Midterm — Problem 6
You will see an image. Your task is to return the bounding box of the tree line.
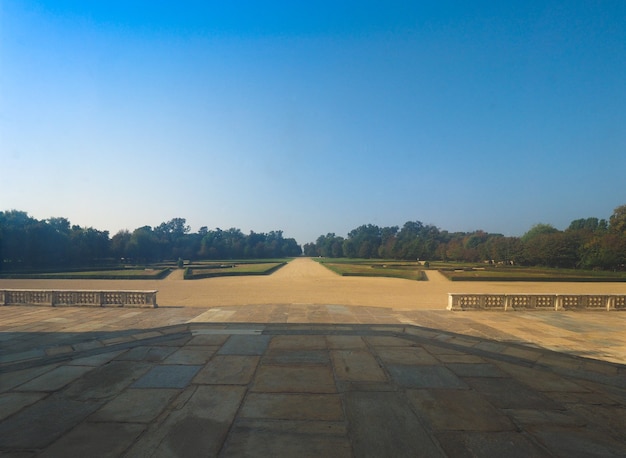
[0,211,302,271]
[303,205,626,271]
[3,205,626,272]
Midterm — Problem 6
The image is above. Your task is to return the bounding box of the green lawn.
[184,261,287,279]
[0,268,170,280]
[314,258,626,282]
[439,266,626,282]
[316,259,427,281]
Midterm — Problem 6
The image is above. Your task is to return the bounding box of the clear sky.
[1,1,625,244]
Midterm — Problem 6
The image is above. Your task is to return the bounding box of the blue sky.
[1,1,625,244]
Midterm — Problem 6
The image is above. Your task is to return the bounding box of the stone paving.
[1,305,626,456]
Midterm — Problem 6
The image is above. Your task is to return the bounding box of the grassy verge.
[184,262,286,279]
[0,268,171,280]
[316,259,427,281]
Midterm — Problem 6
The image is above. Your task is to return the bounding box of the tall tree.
[609,205,626,234]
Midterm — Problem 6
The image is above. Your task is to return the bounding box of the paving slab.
[252,365,336,393]
[527,425,626,457]
[62,361,152,402]
[89,388,179,423]
[0,364,59,392]
[38,422,145,457]
[434,431,549,457]
[567,404,626,442]
[131,364,202,388]
[503,408,587,427]
[258,417,347,436]
[445,362,509,377]
[365,335,417,347]
[325,335,367,349]
[217,334,271,355]
[192,355,260,384]
[125,385,245,457]
[263,349,330,365]
[0,394,103,450]
[1,303,626,456]
[387,364,469,389]
[162,346,217,365]
[374,346,440,365]
[407,389,516,431]
[493,359,591,392]
[222,426,353,458]
[331,350,388,382]
[14,365,93,392]
[66,350,124,366]
[345,391,444,457]
[240,393,344,421]
[268,334,328,350]
[186,333,230,346]
[0,392,47,421]
[115,345,177,362]
[463,377,563,410]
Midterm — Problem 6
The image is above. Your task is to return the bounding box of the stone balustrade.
[448,293,626,311]
[0,289,158,308]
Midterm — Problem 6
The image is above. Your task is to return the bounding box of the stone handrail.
[448,293,626,311]
[0,289,158,308]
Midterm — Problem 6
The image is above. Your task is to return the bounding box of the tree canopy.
[2,205,626,272]
[305,205,626,271]
[0,213,301,271]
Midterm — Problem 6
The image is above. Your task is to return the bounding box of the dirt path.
[2,258,626,309]
[163,269,185,281]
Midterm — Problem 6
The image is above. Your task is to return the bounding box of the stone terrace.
[1,305,626,457]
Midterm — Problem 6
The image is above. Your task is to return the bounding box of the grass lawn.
[184,261,287,279]
[439,266,626,282]
[188,258,292,266]
[0,268,170,280]
[315,259,427,281]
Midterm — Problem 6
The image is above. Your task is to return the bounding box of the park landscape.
[3,256,626,455]
[2,210,626,455]
[2,205,626,310]
[3,3,626,454]
[2,257,626,309]
[3,190,626,457]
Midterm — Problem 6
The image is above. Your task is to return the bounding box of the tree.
[111,230,131,260]
[155,218,190,240]
[200,228,226,259]
[0,210,37,268]
[68,226,110,265]
[347,225,381,258]
[303,243,318,257]
[315,233,343,257]
[521,223,559,242]
[127,226,158,263]
[342,239,356,258]
[378,226,398,258]
[567,217,607,233]
[609,205,626,234]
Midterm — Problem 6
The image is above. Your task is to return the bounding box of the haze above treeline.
[1,205,626,272]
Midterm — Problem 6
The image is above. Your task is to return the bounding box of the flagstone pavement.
[1,304,626,457]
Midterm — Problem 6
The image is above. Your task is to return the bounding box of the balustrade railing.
[448,293,626,311]
[0,289,158,308]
